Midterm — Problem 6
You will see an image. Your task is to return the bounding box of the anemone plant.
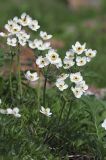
[0,13,106,160]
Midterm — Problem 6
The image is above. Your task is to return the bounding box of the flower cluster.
[63,41,97,69]
[0,14,97,121]
[1,14,63,69]
[24,41,96,99]
[56,73,69,91]
[70,72,88,98]
[0,107,21,118]
[36,49,62,69]
[28,31,52,51]
[29,37,51,51]
[0,13,52,50]
[56,42,97,98]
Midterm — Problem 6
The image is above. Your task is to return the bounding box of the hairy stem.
[43,75,47,108]
[17,45,22,98]
[42,65,50,107]
[37,75,41,109]
[9,52,13,100]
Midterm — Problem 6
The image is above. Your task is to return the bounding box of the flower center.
[10,24,13,28]
[68,54,72,57]
[51,54,57,60]
[89,53,92,56]
[77,47,82,51]
[60,84,63,87]
[30,75,34,80]
[74,77,78,80]
[41,60,45,64]
[13,28,18,32]
[44,35,47,38]
[23,17,27,22]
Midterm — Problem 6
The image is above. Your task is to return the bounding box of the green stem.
[58,98,66,126]
[74,53,77,72]
[9,53,13,100]
[42,65,50,107]
[43,75,47,108]
[65,98,74,122]
[17,46,22,98]
[37,76,41,109]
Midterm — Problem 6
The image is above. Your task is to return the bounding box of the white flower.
[65,50,75,60]
[7,108,13,114]
[16,30,30,46]
[71,86,83,98]
[5,20,13,33]
[28,40,36,49]
[36,56,49,68]
[42,42,51,50]
[40,31,52,40]
[13,16,19,23]
[29,20,40,31]
[72,41,86,55]
[12,107,21,117]
[85,49,97,62]
[101,119,106,130]
[18,38,27,46]
[70,72,83,83]
[35,39,43,49]
[17,30,30,40]
[35,39,51,50]
[56,80,68,91]
[0,107,21,116]
[40,106,52,117]
[71,80,88,98]
[76,56,87,66]
[7,37,17,46]
[57,73,69,81]
[46,49,60,64]
[5,20,21,34]
[25,71,39,81]
[7,107,21,117]
[76,81,88,92]
[0,99,1,104]
[63,63,75,69]
[5,20,14,32]
[63,58,75,69]
[0,109,7,114]
[11,23,21,34]
[63,50,75,69]
[19,13,32,26]
[55,58,62,68]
